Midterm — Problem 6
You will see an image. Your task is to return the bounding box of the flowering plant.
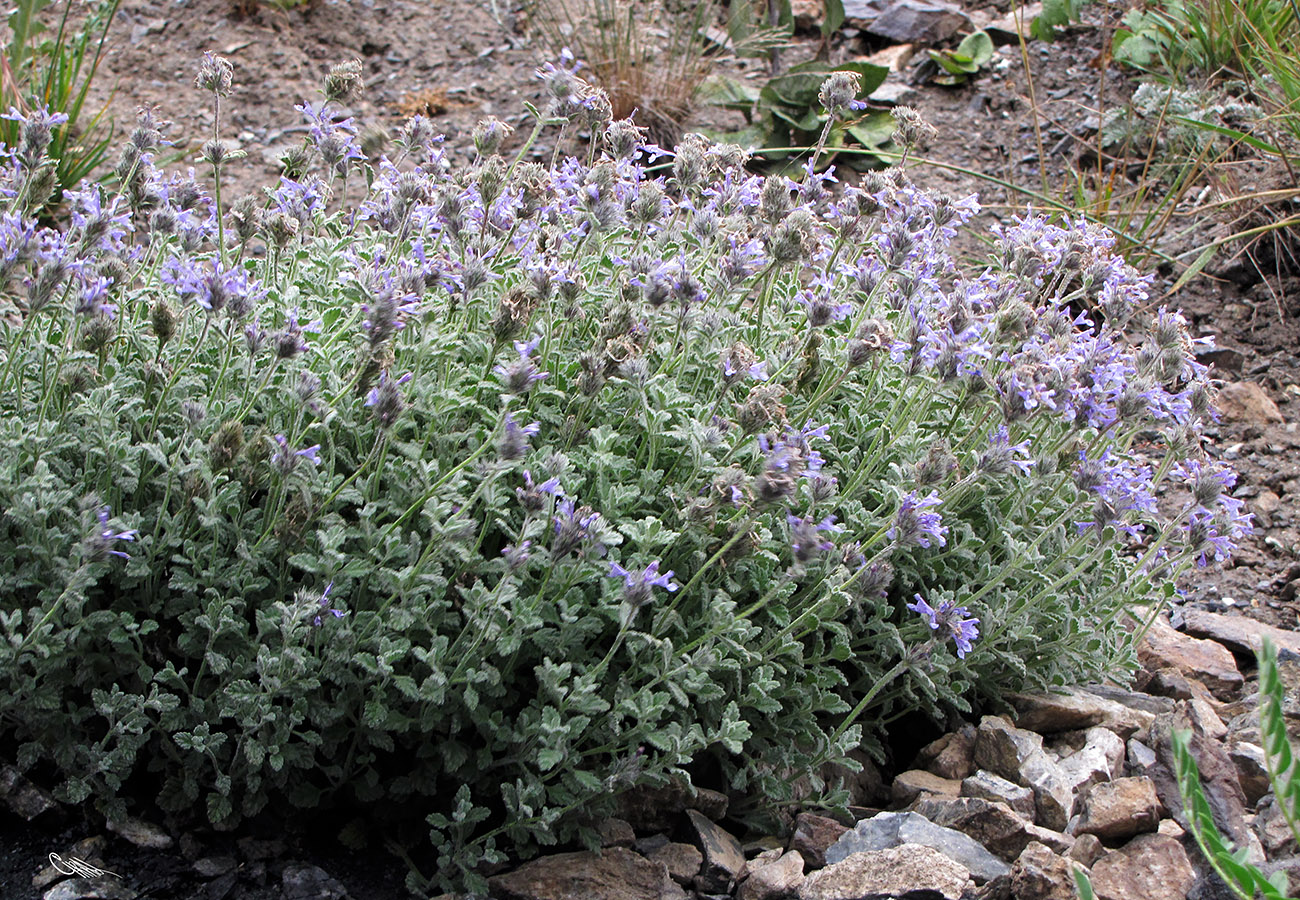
[0,55,1246,893]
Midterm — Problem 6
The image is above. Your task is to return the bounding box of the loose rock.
[105,816,172,850]
[647,843,703,886]
[799,843,972,900]
[1086,833,1195,900]
[1008,841,1078,900]
[281,863,350,900]
[488,848,687,900]
[961,770,1036,820]
[1137,616,1243,701]
[1216,381,1285,424]
[864,0,971,43]
[687,809,747,894]
[891,769,961,806]
[1075,777,1161,842]
[974,716,1075,830]
[789,813,847,869]
[738,850,804,900]
[826,810,1010,883]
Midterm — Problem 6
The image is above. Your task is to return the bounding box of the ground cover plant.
[0,52,1252,894]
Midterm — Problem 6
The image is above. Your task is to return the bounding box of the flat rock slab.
[686,809,746,893]
[800,844,972,900]
[1008,689,1153,739]
[866,0,971,43]
[1178,608,1300,657]
[488,848,687,900]
[826,811,1010,883]
[1137,616,1243,701]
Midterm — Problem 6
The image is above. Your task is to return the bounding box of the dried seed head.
[195,52,234,97]
[324,58,364,103]
[890,106,936,150]
[737,384,788,434]
[229,195,261,244]
[473,117,514,157]
[151,300,178,347]
[209,420,245,471]
[80,314,115,354]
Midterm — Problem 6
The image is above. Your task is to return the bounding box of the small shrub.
[0,56,1250,894]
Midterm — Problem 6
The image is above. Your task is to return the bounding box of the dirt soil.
[2,0,1298,896]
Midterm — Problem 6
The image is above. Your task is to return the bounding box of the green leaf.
[957,30,994,66]
[821,0,845,37]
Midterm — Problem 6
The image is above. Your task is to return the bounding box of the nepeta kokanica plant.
[0,53,1248,894]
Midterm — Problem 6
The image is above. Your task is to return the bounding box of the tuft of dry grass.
[526,0,720,146]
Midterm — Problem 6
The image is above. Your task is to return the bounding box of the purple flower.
[503,540,532,571]
[552,497,603,558]
[161,255,265,317]
[272,434,322,475]
[889,490,948,549]
[786,513,843,566]
[908,594,980,658]
[978,426,1034,477]
[516,469,564,511]
[499,412,541,460]
[365,371,413,429]
[495,335,549,394]
[609,559,679,608]
[311,581,347,627]
[88,507,137,560]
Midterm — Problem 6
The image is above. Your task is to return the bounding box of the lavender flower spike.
[89,507,138,560]
[908,594,980,658]
[889,490,948,549]
[609,560,679,609]
[312,581,347,627]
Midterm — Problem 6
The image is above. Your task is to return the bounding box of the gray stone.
[1126,739,1156,774]
[193,856,238,877]
[841,0,891,23]
[1084,685,1176,717]
[865,0,971,43]
[1008,841,1077,900]
[686,809,746,894]
[1087,833,1195,900]
[1075,777,1161,841]
[105,816,172,850]
[281,863,350,900]
[910,796,1035,863]
[975,716,1074,830]
[647,843,702,886]
[961,769,1036,820]
[1056,727,1125,798]
[799,844,972,900]
[789,813,847,869]
[488,848,687,900]
[42,880,136,900]
[0,764,61,821]
[826,811,1010,883]
[1254,795,1299,857]
[738,850,804,900]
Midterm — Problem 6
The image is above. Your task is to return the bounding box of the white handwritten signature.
[49,853,122,880]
